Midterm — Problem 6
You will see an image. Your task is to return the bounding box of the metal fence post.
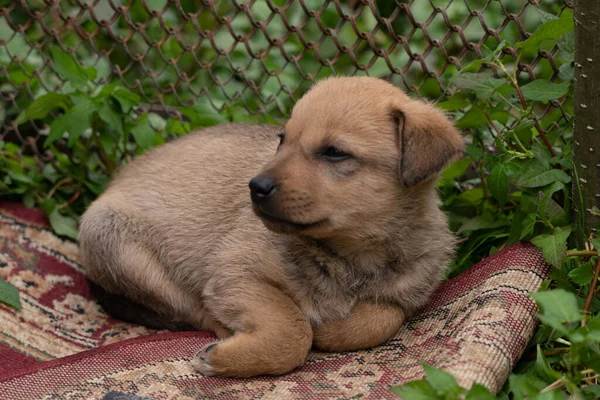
[573,0,600,240]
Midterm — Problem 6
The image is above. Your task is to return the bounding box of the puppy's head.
[249,77,464,237]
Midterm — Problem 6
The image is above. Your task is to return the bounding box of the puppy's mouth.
[253,206,327,233]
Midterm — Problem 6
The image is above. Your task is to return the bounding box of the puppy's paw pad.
[192,343,218,376]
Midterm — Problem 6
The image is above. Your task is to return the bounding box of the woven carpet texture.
[0,202,550,399]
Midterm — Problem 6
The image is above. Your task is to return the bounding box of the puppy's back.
[95,123,278,223]
[108,123,279,210]
[79,123,280,291]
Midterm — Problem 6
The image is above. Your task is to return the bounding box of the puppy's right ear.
[391,99,464,187]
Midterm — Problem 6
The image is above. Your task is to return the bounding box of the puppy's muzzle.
[249,175,277,205]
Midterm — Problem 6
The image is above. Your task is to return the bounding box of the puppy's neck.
[299,195,443,272]
[284,184,445,273]
[302,235,398,273]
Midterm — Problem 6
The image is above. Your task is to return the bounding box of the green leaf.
[422,364,463,397]
[532,390,568,400]
[15,93,70,125]
[536,182,567,224]
[8,171,34,184]
[520,213,538,240]
[42,164,59,183]
[558,64,573,82]
[3,142,20,154]
[518,170,571,188]
[557,31,574,63]
[40,198,57,216]
[48,209,79,240]
[490,110,510,125]
[520,80,570,102]
[465,143,484,159]
[112,89,140,113]
[531,289,581,326]
[7,63,36,85]
[85,173,110,195]
[574,314,600,342]
[98,104,124,135]
[516,14,574,50]
[147,112,167,131]
[533,9,559,23]
[440,157,472,185]
[583,385,600,398]
[487,165,509,206]
[452,73,506,100]
[437,95,470,111]
[458,213,510,234]
[456,188,485,206]
[514,120,535,146]
[131,115,160,150]
[464,384,495,400]
[166,119,190,136]
[530,227,572,268]
[66,98,96,146]
[568,263,595,285]
[45,114,69,147]
[507,211,526,245]
[534,345,561,382]
[0,277,21,310]
[390,380,438,400]
[591,206,600,217]
[181,102,227,127]
[455,107,488,129]
[97,132,117,158]
[50,45,96,88]
[515,159,547,183]
[509,374,547,399]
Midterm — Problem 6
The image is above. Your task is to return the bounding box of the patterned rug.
[0,202,550,399]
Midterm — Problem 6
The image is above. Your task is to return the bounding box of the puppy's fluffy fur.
[79,77,464,377]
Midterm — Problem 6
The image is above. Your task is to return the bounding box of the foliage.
[0,1,598,398]
[392,364,496,399]
[393,10,600,400]
[0,277,21,310]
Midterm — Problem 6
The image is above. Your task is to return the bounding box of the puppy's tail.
[88,281,195,332]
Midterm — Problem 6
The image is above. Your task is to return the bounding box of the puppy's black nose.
[249,176,277,203]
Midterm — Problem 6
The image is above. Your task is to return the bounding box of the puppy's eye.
[277,133,285,148]
[321,146,352,161]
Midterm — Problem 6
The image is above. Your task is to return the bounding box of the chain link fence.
[0,0,573,216]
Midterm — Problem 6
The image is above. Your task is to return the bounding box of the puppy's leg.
[313,302,404,352]
[192,284,313,377]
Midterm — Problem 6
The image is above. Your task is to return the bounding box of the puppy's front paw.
[192,343,218,376]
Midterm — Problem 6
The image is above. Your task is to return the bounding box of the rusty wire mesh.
[1,0,572,166]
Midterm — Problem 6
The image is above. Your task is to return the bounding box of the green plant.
[0,45,251,308]
[0,277,21,310]
[392,364,497,399]
[392,10,600,399]
[2,46,223,238]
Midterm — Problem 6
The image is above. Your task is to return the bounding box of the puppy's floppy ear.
[392,99,464,187]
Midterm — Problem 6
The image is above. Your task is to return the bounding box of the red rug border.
[0,331,215,383]
[0,201,50,229]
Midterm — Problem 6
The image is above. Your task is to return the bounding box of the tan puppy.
[79,77,463,378]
